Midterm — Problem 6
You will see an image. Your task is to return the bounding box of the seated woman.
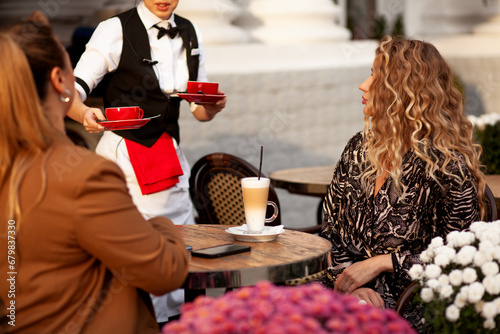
[0,12,188,333]
[319,35,486,332]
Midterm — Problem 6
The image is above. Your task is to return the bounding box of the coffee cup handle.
[265,201,279,223]
[139,108,144,119]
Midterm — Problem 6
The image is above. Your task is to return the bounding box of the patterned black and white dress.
[320,132,479,332]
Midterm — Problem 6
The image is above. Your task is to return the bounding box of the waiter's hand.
[193,90,227,121]
[66,91,105,133]
[82,107,106,133]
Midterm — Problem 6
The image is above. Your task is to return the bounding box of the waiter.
[67,0,226,328]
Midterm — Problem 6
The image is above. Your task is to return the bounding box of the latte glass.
[241,177,279,233]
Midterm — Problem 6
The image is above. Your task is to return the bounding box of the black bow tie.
[153,24,179,39]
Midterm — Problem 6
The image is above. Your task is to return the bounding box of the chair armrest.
[394,281,418,315]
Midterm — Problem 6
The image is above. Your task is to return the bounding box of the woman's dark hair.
[6,11,67,101]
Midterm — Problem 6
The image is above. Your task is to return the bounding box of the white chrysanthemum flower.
[481,261,499,277]
[463,268,478,284]
[421,287,434,303]
[438,274,449,286]
[442,246,456,260]
[455,245,477,266]
[474,250,488,267]
[468,282,485,303]
[449,269,463,287]
[439,284,454,299]
[433,245,456,262]
[408,264,424,280]
[434,253,451,267]
[493,246,500,261]
[454,291,467,308]
[445,304,460,322]
[494,297,500,310]
[481,301,498,319]
[429,237,444,250]
[483,275,500,295]
[469,221,488,234]
[480,231,500,245]
[425,264,442,279]
[420,250,433,263]
[479,240,495,260]
[475,222,500,245]
[484,318,496,330]
[456,231,475,247]
[427,279,440,291]
[446,230,460,247]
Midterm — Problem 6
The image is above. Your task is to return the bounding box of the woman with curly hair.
[319,35,486,332]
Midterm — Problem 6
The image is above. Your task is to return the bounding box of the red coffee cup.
[105,106,144,121]
[187,81,219,95]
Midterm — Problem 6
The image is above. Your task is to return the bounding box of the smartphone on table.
[191,244,251,258]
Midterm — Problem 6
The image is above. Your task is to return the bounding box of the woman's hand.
[352,287,385,309]
[334,254,392,294]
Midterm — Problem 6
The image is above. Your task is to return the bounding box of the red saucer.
[97,118,150,131]
[177,93,225,104]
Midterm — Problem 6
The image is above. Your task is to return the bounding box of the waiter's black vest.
[98,9,199,147]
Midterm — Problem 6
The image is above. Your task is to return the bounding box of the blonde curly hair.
[361,35,486,218]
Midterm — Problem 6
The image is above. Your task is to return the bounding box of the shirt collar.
[137,1,176,30]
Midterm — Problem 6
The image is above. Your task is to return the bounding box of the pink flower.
[163,281,416,334]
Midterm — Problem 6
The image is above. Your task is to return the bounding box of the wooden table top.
[178,224,332,289]
[269,165,334,196]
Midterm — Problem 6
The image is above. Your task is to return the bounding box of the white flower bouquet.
[468,114,500,175]
[409,221,500,333]
[467,114,500,131]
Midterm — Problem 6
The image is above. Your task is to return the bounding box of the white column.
[0,0,103,45]
[94,0,136,23]
[0,0,105,45]
[404,0,498,38]
[233,0,350,44]
[473,0,500,35]
[175,0,250,45]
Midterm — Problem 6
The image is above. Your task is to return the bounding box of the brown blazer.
[0,134,188,333]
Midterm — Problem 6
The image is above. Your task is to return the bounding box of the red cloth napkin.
[125,132,184,195]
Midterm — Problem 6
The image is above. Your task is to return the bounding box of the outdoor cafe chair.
[189,152,282,227]
[189,152,323,234]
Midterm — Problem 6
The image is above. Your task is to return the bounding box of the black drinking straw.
[258,146,263,180]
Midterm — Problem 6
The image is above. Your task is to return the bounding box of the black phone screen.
[191,244,251,258]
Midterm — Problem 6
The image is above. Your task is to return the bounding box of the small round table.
[270,166,500,219]
[179,224,332,300]
[269,165,334,225]
[269,165,334,197]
